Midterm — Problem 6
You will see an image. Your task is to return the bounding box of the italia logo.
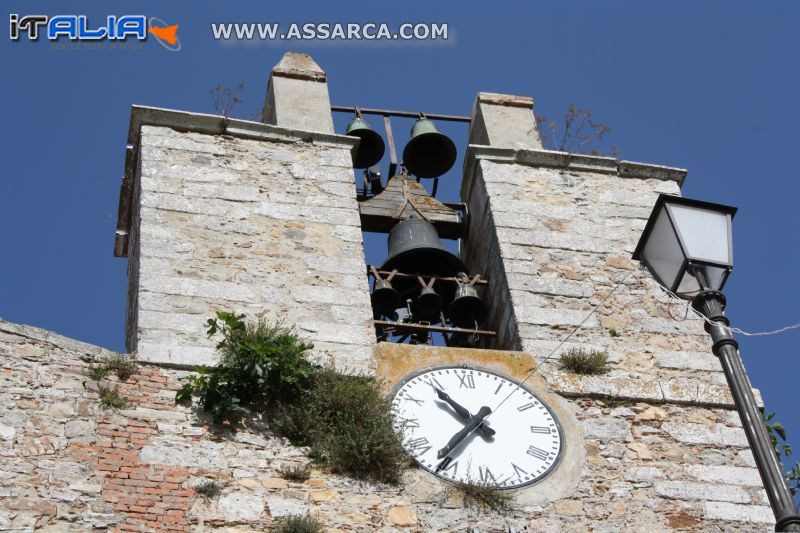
[9,14,181,51]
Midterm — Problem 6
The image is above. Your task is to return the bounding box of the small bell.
[402,118,457,178]
[346,116,385,169]
[448,284,489,328]
[415,286,443,320]
[371,279,401,316]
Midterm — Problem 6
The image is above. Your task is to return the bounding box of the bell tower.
[110,52,777,529]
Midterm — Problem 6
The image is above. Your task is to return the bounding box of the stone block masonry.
[0,318,774,531]
[459,145,740,405]
[123,111,375,372]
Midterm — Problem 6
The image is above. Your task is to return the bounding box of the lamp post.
[633,194,800,532]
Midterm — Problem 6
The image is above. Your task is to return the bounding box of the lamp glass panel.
[667,203,731,265]
[676,269,701,297]
[675,265,728,297]
[642,207,684,289]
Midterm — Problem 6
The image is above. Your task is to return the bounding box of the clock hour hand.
[437,405,492,459]
[433,388,495,437]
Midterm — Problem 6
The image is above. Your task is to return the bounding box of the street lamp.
[633,194,800,532]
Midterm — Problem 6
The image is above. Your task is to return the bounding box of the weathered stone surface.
[702,501,774,524]
[655,480,750,503]
[218,491,264,521]
[267,496,309,518]
[128,124,374,372]
[581,418,632,442]
[64,419,95,438]
[387,506,418,526]
[685,464,762,486]
[662,421,749,447]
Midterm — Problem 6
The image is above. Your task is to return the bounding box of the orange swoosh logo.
[149,24,179,45]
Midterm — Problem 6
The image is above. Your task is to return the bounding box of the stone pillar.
[262,52,334,134]
[467,92,543,149]
[459,92,773,525]
[118,54,375,371]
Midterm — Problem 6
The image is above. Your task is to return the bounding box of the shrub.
[177,312,407,485]
[194,479,223,500]
[279,464,311,482]
[98,387,127,409]
[271,368,407,485]
[558,348,609,375]
[175,312,316,423]
[608,328,621,338]
[272,514,324,533]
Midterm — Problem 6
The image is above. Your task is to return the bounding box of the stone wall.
[125,113,375,372]
[0,318,774,531]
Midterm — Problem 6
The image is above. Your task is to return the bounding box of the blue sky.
[2,1,799,497]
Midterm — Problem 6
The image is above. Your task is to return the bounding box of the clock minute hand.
[433,388,496,437]
[437,405,492,459]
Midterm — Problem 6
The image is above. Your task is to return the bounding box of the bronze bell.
[371,279,401,316]
[402,119,457,178]
[415,285,443,321]
[346,116,385,169]
[381,217,466,276]
[448,284,489,328]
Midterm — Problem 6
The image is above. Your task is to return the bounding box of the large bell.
[448,284,489,328]
[346,117,385,169]
[381,217,466,275]
[402,119,457,178]
[371,279,401,315]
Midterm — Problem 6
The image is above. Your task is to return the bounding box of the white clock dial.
[390,366,562,489]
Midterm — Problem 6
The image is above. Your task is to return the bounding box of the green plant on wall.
[558,348,609,375]
[176,311,407,484]
[175,312,316,423]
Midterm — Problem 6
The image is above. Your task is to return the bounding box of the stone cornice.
[461,144,688,203]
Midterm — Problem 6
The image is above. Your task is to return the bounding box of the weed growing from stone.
[176,312,407,485]
[104,354,138,381]
[98,387,128,409]
[608,328,621,337]
[272,513,324,533]
[86,354,137,382]
[86,365,109,381]
[194,479,223,500]
[450,479,515,512]
[558,348,609,375]
[279,464,311,482]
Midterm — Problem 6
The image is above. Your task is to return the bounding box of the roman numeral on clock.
[457,373,475,389]
[424,377,445,390]
[407,437,432,455]
[527,445,549,461]
[478,466,496,483]
[404,394,424,406]
[511,463,529,477]
[397,417,420,429]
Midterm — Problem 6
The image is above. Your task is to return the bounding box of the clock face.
[390,365,563,489]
